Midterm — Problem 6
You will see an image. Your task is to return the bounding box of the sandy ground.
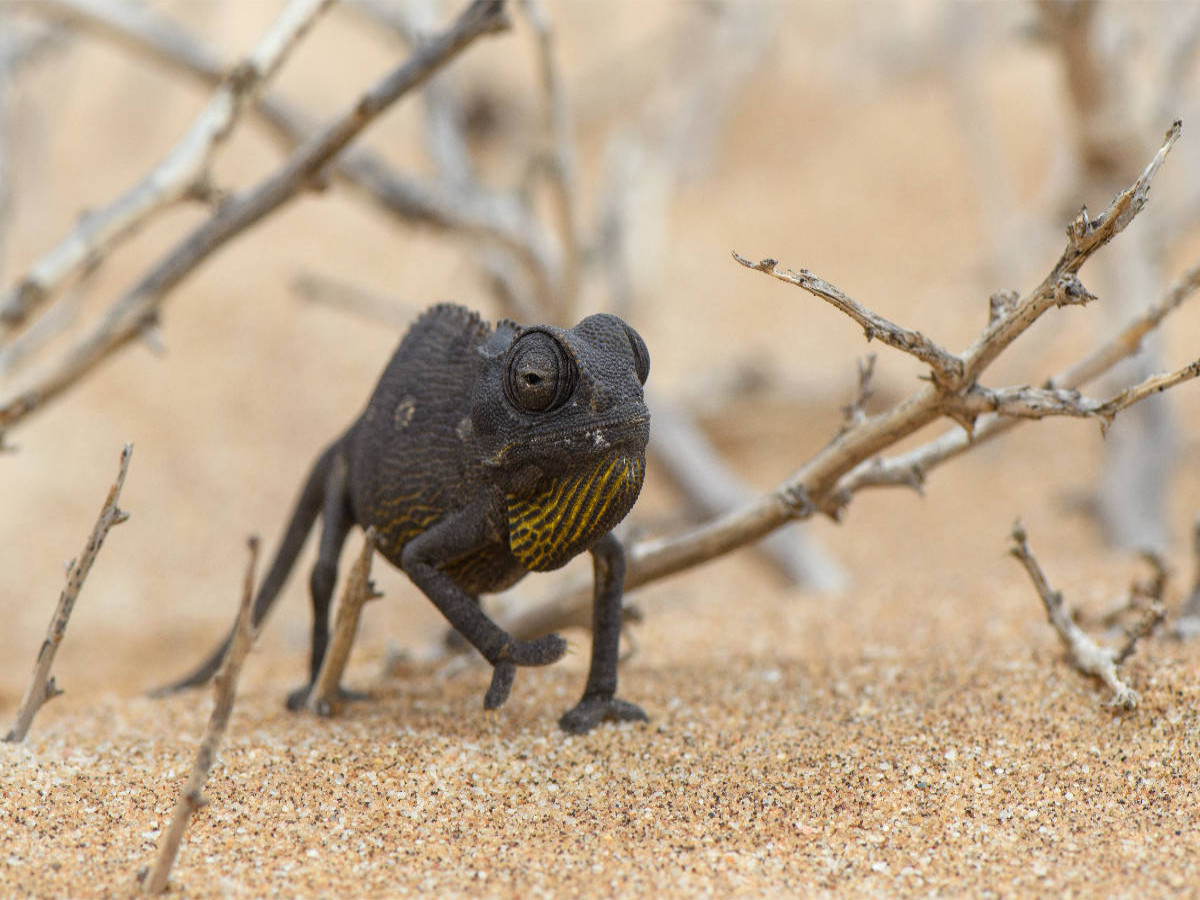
[4,2,1200,897]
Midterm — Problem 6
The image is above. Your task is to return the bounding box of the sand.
[3,2,1200,897]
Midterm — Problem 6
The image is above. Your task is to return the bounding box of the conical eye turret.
[506,331,576,413]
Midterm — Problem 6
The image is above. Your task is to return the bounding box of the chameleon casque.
[162,303,651,733]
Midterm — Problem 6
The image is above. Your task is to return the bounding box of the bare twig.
[0,20,64,284]
[141,536,260,895]
[4,443,131,743]
[0,0,335,331]
[517,0,580,322]
[843,258,1200,497]
[0,0,512,435]
[307,527,381,716]
[957,359,1200,431]
[839,353,877,436]
[1009,520,1154,709]
[1174,516,1200,639]
[733,253,964,387]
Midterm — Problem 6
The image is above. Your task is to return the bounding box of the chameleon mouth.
[526,411,650,457]
[491,411,650,467]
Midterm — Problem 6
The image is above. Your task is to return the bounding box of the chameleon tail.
[149,439,346,695]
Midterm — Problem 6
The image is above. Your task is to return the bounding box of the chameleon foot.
[483,633,568,710]
[285,683,370,713]
[559,695,648,734]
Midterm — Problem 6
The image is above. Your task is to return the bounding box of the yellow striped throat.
[506,453,645,572]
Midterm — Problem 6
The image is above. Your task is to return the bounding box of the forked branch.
[0,0,334,330]
[0,0,511,435]
[505,123,1195,640]
[1009,520,1162,709]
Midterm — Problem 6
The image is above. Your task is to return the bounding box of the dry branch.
[1009,520,1161,709]
[141,536,260,895]
[503,123,1192,640]
[0,0,511,436]
[0,0,334,331]
[307,527,381,717]
[517,0,580,321]
[4,443,131,743]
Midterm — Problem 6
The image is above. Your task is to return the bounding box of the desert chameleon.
[160,303,651,733]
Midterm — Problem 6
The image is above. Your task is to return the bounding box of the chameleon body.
[162,304,651,733]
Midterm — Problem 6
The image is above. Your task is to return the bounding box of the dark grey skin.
[158,304,651,733]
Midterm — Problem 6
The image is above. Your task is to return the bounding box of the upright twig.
[307,527,381,717]
[141,536,260,895]
[1009,520,1159,709]
[4,443,131,743]
[0,0,512,435]
[517,0,580,322]
[1175,515,1200,638]
[0,0,335,331]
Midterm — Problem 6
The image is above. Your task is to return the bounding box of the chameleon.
[159,303,651,733]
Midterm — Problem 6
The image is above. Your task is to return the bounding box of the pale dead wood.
[140,536,260,895]
[502,123,1191,639]
[1037,0,1184,552]
[0,20,63,285]
[1009,520,1161,709]
[4,443,131,743]
[842,258,1200,498]
[0,0,334,332]
[517,0,580,322]
[1175,516,1200,639]
[733,256,964,387]
[307,527,381,717]
[29,0,826,596]
[0,0,512,436]
[13,0,560,328]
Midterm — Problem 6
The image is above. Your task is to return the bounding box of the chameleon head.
[471,313,651,570]
[472,313,651,472]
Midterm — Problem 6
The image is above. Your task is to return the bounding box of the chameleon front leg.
[401,501,566,710]
[559,532,649,734]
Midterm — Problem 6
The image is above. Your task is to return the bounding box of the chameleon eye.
[506,331,575,413]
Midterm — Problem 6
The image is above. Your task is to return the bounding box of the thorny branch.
[506,122,1194,640]
[4,443,131,743]
[308,527,381,717]
[1009,520,1162,709]
[0,0,512,435]
[141,537,260,895]
[0,0,335,331]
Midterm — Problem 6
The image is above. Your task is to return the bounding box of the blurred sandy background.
[3,2,1200,897]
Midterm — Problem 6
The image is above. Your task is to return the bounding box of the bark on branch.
[4,443,131,743]
[140,536,260,894]
[0,0,334,331]
[506,122,1192,640]
[1009,520,1162,709]
[0,0,511,435]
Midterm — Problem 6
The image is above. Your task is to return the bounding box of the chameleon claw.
[559,695,649,734]
[484,662,516,709]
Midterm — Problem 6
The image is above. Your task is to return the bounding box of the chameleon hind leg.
[285,455,362,710]
[559,532,648,733]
